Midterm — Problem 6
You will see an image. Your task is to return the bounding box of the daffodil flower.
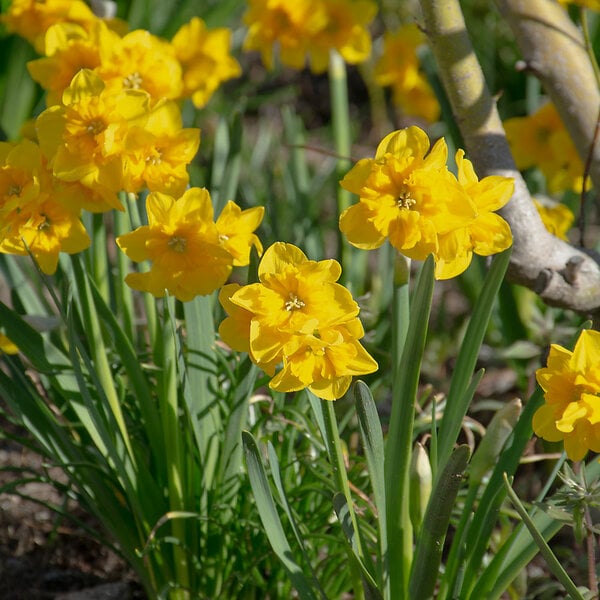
[243,0,376,73]
[533,330,600,461]
[219,242,378,400]
[374,25,440,123]
[117,188,264,302]
[171,17,242,108]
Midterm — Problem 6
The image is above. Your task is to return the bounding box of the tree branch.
[495,0,600,190]
[419,0,600,315]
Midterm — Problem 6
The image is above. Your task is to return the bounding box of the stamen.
[37,214,51,231]
[123,72,143,89]
[397,190,416,210]
[145,149,163,166]
[168,236,187,253]
[86,119,105,135]
[7,184,21,197]
[285,293,305,311]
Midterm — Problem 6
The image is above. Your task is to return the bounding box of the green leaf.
[436,248,511,472]
[408,445,471,600]
[242,431,319,600]
[354,380,387,591]
[0,301,52,372]
[385,255,435,599]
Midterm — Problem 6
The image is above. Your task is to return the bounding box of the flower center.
[86,119,106,136]
[7,184,22,197]
[145,149,162,165]
[397,190,416,210]
[168,236,187,253]
[37,214,51,231]
[123,72,143,89]
[285,293,305,312]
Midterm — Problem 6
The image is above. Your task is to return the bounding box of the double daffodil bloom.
[36,69,150,200]
[243,0,376,73]
[340,126,513,279]
[116,188,264,302]
[171,17,242,108]
[0,139,90,274]
[504,102,586,194]
[219,242,378,400]
[374,25,440,123]
[533,330,600,461]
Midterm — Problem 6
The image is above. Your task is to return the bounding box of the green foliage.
[0,1,597,599]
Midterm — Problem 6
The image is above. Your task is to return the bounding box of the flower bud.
[410,442,433,535]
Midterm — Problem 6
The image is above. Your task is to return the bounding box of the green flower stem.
[124,193,157,346]
[91,213,110,302]
[329,49,351,214]
[385,256,435,599]
[160,296,190,598]
[322,398,365,563]
[113,207,135,342]
[328,50,366,292]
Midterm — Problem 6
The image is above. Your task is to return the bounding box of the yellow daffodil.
[171,17,242,108]
[96,27,183,100]
[339,126,475,260]
[117,188,263,302]
[374,25,440,123]
[1,0,97,53]
[434,150,513,279]
[215,201,265,266]
[122,99,200,197]
[269,322,377,400]
[27,22,103,106]
[218,284,253,354]
[534,198,575,241]
[340,127,513,278]
[0,333,19,355]
[243,0,376,73]
[0,139,91,273]
[308,0,377,73]
[219,242,377,400]
[0,139,44,221]
[36,69,151,197]
[0,196,90,274]
[533,329,600,461]
[504,102,586,194]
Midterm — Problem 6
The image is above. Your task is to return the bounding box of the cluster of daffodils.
[374,25,440,123]
[219,243,378,400]
[243,0,377,73]
[504,102,586,194]
[533,330,600,461]
[339,126,514,279]
[0,0,244,277]
[4,0,241,109]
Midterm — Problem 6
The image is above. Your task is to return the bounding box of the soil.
[0,417,146,600]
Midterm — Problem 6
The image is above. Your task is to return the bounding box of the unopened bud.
[469,398,522,486]
[410,442,433,535]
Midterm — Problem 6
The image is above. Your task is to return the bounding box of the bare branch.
[495,0,600,190]
[419,0,600,315]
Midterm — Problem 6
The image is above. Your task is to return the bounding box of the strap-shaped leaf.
[242,431,319,600]
[409,444,471,600]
